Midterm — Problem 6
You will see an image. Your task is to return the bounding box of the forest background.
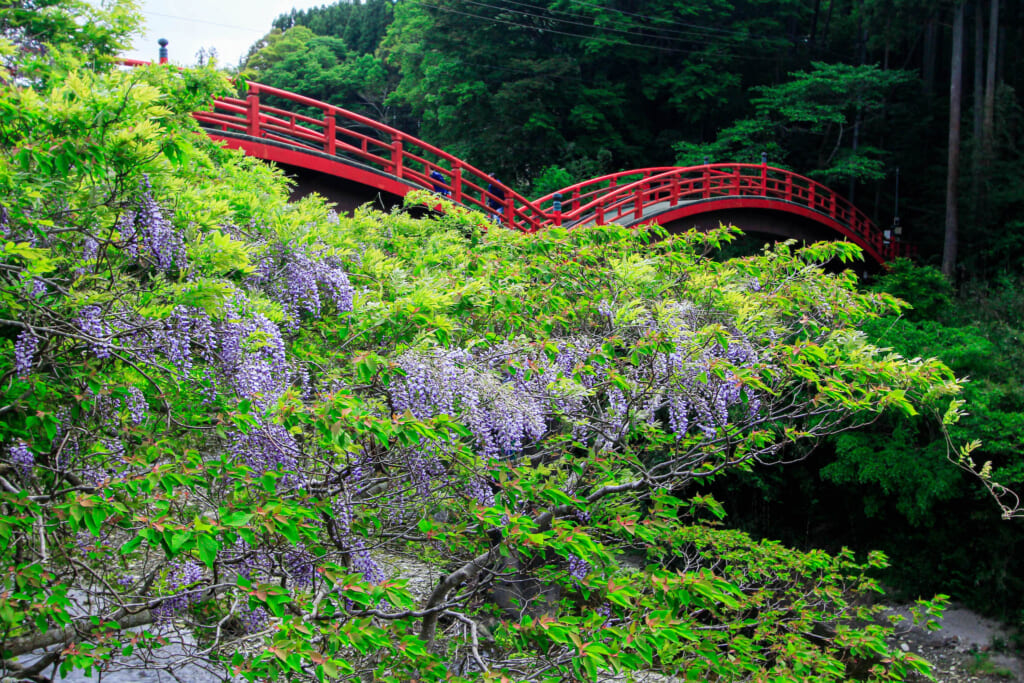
[236,0,1024,626]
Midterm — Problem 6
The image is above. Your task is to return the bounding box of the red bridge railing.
[192,81,548,233]
[182,76,910,262]
[536,166,914,263]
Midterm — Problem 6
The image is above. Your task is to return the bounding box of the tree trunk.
[943,2,965,279]
[982,0,999,164]
[849,22,868,203]
[923,16,938,96]
[809,0,822,52]
[972,0,985,222]
[822,0,834,51]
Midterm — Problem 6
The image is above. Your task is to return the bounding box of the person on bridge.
[430,169,450,197]
[486,174,505,222]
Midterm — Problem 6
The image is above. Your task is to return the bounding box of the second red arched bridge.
[193,81,911,266]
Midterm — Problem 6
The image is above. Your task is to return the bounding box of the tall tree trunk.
[982,0,999,164]
[849,21,868,203]
[822,0,834,51]
[943,2,965,279]
[972,0,985,222]
[809,0,822,52]
[923,16,938,96]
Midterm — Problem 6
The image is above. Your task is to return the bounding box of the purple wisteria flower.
[467,476,494,507]
[390,349,546,459]
[76,305,111,359]
[121,387,148,425]
[8,441,33,479]
[153,559,204,622]
[251,244,355,325]
[225,422,304,488]
[567,553,589,582]
[14,330,37,377]
[82,236,98,262]
[120,178,187,272]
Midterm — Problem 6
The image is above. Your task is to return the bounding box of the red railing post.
[246,91,261,138]
[703,167,710,199]
[807,183,815,210]
[596,203,605,226]
[760,158,768,196]
[572,188,580,212]
[732,168,740,195]
[671,175,680,206]
[324,113,336,155]
[391,135,403,177]
[785,173,793,202]
[452,162,462,203]
[504,195,513,229]
[635,182,645,220]
[829,192,837,219]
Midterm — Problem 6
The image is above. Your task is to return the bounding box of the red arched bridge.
[192,80,910,265]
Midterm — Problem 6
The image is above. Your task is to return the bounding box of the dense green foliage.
[827,265,1024,617]
[240,0,1024,628]
[1,12,1008,679]
[712,260,1024,621]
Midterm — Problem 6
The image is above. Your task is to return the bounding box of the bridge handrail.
[206,81,549,232]
[195,100,399,171]
[536,163,909,262]
[547,163,866,230]
[534,167,682,209]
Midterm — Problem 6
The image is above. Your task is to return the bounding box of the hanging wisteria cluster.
[386,303,763,465]
[249,241,355,326]
[13,330,36,377]
[75,305,112,359]
[7,441,33,480]
[226,423,304,487]
[637,303,762,441]
[153,560,204,622]
[118,178,188,273]
[125,297,292,411]
[390,348,547,459]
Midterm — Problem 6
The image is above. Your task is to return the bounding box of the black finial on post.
[761,151,767,165]
[158,38,169,64]
[703,155,709,165]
